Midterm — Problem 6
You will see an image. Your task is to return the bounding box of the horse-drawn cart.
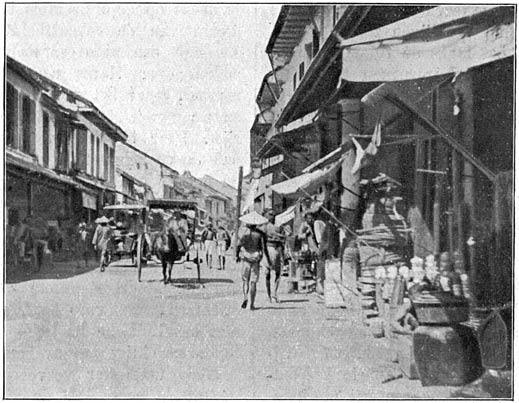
[103,199,201,282]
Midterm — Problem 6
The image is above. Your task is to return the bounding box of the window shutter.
[29,99,36,155]
[6,83,18,148]
[42,112,49,167]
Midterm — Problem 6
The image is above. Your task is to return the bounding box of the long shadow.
[5,261,98,284]
[171,277,234,285]
[279,298,309,304]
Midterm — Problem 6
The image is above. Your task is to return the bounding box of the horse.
[154,218,188,285]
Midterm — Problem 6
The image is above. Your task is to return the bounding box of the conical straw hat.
[239,211,268,226]
[95,216,110,224]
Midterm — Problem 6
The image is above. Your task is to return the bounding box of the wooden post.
[234,166,243,249]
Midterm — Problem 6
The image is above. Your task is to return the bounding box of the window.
[145,163,148,169]
[21,95,35,155]
[56,123,69,171]
[75,128,88,172]
[123,177,134,196]
[312,29,320,57]
[109,147,115,184]
[42,112,49,167]
[332,5,337,26]
[299,62,305,82]
[90,133,95,175]
[103,144,109,180]
[136,163,140,169]
[6,82,18,148]
[293,73,297,91]
[95,137,100,177]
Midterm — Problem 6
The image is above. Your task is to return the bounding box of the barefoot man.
[236,212,270,311]
[261,209,285,303]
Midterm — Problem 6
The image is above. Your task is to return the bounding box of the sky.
[6,4,280,186]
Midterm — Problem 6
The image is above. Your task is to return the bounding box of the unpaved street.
[5,258,453,398]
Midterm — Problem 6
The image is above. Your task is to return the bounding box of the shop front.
[332,5,513,394]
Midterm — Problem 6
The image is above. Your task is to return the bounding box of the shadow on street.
[171,277,234,285]
[5,262,98,284]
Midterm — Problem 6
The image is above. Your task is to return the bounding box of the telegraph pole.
[234,166,243,249]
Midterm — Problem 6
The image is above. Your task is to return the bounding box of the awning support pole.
[385,95,496,182]
[279,171,372,249]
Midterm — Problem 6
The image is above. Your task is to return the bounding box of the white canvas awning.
[270,157,343,196]
[275,205,296,226]
[340,6,514,82]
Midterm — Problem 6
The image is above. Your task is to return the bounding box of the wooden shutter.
[6,83,18,148]
[75,129,88,171]
[42,112,49,167]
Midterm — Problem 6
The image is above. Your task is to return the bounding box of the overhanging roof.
[266,6,313,55]
[80,108,127,142]
[256,70,282,109]
[275,6,372,127]
[7,55,128,142]
[275,6,433,127]
[255,121,317,159]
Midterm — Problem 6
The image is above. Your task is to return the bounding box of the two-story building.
[170,171,234,230]
[114,142,180,205]
[6,56,127,257]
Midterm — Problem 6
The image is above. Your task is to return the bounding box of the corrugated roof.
[266,6,313,55]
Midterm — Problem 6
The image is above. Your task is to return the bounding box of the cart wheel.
[137,235,143,282]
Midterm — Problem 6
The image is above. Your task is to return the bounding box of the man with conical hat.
[236,211,271,310]
[92,216,113,272]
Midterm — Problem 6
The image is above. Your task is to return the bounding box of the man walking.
[201,222,217,269]
[216,225,231,270]
[236,212,270,311]
[298,208,327,295]
[260,209,285,303]
[92,216,113,272]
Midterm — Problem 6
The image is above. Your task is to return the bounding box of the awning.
[255,120,318,159]
[270,157,343,196]
[340,6,514,82]
[103,203,147,211]
[6,150,90,192]
[361,73,453,131]
[275,205,296,227]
